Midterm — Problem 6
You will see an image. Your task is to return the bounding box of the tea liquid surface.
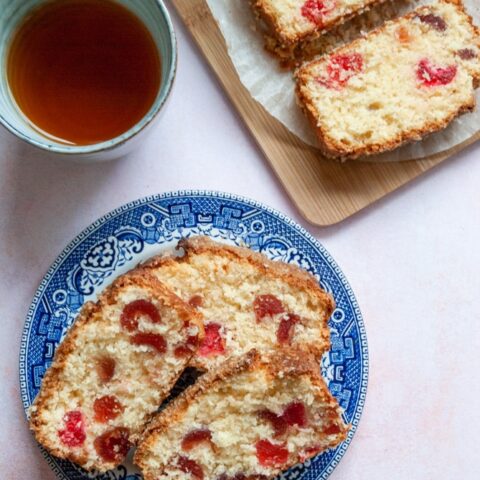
[7,0,161,145]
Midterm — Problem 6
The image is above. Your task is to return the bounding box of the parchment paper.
[205,0,480,162]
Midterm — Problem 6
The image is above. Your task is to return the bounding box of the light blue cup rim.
[0,0,177,156]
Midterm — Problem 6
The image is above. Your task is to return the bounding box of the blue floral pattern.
[20,191,368,480]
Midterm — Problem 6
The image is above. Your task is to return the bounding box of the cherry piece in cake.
[253,295,285,322]
[256,439,289,467]
[94,427,132,463]
[58,410,86,447]
[181,429,212,451]
[93,395,124,423]
[120,299,161,332]
[198,323,225,357]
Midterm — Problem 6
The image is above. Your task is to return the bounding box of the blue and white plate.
[20,191,368,480]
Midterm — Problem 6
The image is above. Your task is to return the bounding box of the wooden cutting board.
[171,0,480,226]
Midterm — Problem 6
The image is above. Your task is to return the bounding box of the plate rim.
[19,190,369,480]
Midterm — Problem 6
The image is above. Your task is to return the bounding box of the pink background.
[1,4,479,478]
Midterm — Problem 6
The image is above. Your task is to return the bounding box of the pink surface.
[1,4,480,478]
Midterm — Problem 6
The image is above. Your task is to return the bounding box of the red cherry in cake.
[120,299,161,332]
[96,355,116,383]
[324,423,342,435]
[301,0,336,25]
[177,456,204,480]
[253,295,285,322]
[299,445,323,462]
[258,409,288,437]
[174,334,200,358]
[282,402,308,428]
[258,401,308,436]
[58,410,86,447]
[181,429,212,451]
[94,427,131,462]
[318,52,364,89]
[458,48,477,60]
[198,323,225,357]
[255,439,289,467]
[130,332,167,352]
[417,13,447,32]
[93,395,124,423]
[277,313,300,345]
[416,58,457,87]
[188,295,204,308]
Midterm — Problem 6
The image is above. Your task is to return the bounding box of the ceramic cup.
[0,0,177,162]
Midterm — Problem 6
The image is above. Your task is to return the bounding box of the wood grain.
[171,0,480,226]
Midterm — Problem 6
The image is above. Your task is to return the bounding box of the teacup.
[0,0,177,162]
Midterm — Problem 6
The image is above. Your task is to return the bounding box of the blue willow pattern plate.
[19,191,368,480]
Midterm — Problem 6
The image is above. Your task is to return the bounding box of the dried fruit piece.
[416,58,457,87]
[255,439,289,467]
[318,52,364,89]
[258,401,307,436]
[198,323,225,357]
[177,456,204,480]
[396,25,411,44]
[457,48,477,60]
[93,395,124,423]
[188,295,203,308]
[258,409,287,437]
[417,13,447,32]
[120,299,161,332]
[94,427,132,463]
[299,445,322,462]
[253,295,285,322]
[282,402,308,428]
[324,423,342,435]
[181,429,212,451]
[96,355,116,383]
[58,411,86,447]
[174,335,199,358]
[130,332,167,353]
[301,0,336,25]
[277,313,300,345]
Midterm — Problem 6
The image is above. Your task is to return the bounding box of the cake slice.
[135,349,349,480]
[251,0,391,63]
[142,236,334,372]
[29,270,203,472]
[295,0,480,159]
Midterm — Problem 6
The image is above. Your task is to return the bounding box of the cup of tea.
[0,0,176,161]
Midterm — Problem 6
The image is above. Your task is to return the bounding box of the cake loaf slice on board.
[142,236,334,371]
[29,270,203,472]
[295,0,480,159]
[251,0,391,62]
[135,349,349,480]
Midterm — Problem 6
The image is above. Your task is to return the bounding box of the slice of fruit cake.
[135,349,349,480]
[142,236,335,372]
[295,0,480,159]
[29,270,203,472]
[251,0,393,62]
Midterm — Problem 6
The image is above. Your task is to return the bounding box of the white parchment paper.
[206,0,480,161]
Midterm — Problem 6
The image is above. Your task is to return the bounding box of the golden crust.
[29,269,204,472]
[134,348,350,480]
[142,236,335,368]
[295,0,480,160]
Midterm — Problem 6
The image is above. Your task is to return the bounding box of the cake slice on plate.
[135,349,349,480]
[295,0,480,159]
[29,270,203,472]
[142,236,335,372]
